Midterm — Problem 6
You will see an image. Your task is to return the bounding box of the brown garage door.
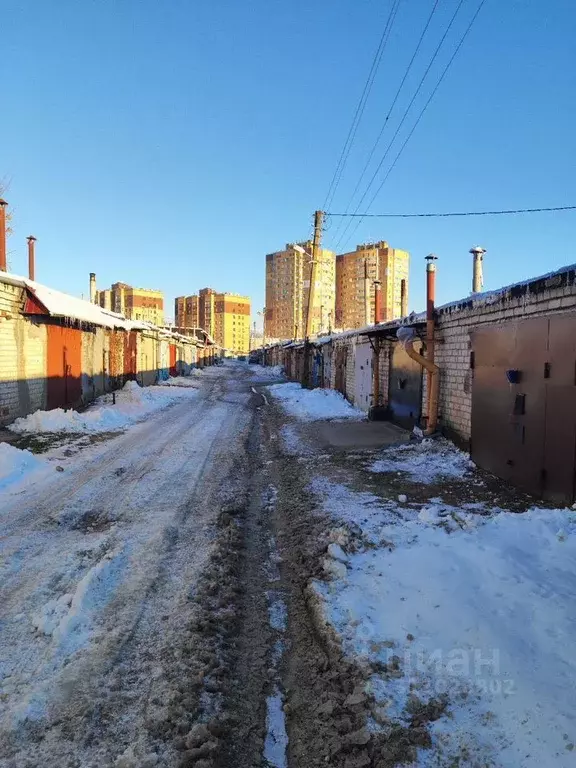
[47,325,82,410]
[471,314,576,503]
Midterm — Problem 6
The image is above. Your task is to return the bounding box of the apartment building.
[174,295,199,329]
[214,293,251,354]
[265,241,335,341]
[175,288,251,354]
[95,282,164,325]
[335,241,409,329]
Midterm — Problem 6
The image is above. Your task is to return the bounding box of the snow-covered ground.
[157,373,203,387]
[311,440,576,766]
[267,382,364,421]
[0,442,47,492]
[0,368,253,766]
[369,438,475,484]
[8,380,198,434]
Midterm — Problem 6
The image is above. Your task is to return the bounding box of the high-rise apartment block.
[174,295,199,329]
[96,282,164,325]
[335,241,409,329]
[265,242,335,341]
[174,289,251,355]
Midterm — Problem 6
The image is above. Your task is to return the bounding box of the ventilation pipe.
[374,279,382,324]
[396,254,440,434]
[89,272,97,303]
[470,246,486,293]
[364,258,371,325]
[400,278,408,317]
[27,236,36,281]
[0,199,7,272]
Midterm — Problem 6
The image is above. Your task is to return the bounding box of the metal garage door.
[354,342,372,411]
[471,314,576,503]
[47,325,82,410]
[388,341,423,430]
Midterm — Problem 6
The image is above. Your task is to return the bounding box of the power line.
[331,0,440,242]
[326,205,576,218]
[334,0,470,252]
[338,0,487,252]
[321,0,402,212]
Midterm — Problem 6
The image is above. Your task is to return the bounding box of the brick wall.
[0,282,47,425]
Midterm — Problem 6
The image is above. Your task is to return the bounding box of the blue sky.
[2,0,575,324]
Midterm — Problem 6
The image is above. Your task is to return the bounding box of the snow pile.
[267,383,364,421]
[157,375,201,388]
[0,442,44,491]
[9,381,198,434]
[249,364,285,379]
[370,438,474,484]
[314,481,576,766]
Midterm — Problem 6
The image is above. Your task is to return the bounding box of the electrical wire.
[330,0,440,244]
[334,0,470,252]
[321,0,402,212]
[339,0,487,249]
[326,205,576,218]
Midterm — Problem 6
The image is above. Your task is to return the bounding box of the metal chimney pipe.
[27,236,37,281]
[0,199,7,272]
[425,254,438,430]
[89,272,97,303]
[470,246,486,293]
[364,257,371,325]
[374,280,382,324]
[400,278,407,317]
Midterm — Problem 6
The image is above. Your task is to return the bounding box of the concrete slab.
[303,420,410,452]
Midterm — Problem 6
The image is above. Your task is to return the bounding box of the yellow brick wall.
[0,282,47,424]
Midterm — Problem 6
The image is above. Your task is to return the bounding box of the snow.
[267,382,365,421]
[157,373,202,387]
[8,380,199,434]
[0,365,253,764]
[31,546,126,654]
[313,475,576,767]
[0,442,44,491]
[370,438,474,484]
[264,688,288,768]
[249,364,285,379]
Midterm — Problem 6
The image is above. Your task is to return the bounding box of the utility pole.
[305,210,324,339]
[303,210,323,387]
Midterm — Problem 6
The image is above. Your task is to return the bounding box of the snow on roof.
[436,261,576,315]
[0,270,147,330]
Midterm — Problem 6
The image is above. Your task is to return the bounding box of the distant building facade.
[175,288,251,355]
[335,241,409,329]
[96,282,164,325]
[265,241,335,341]
[174,295,199,329]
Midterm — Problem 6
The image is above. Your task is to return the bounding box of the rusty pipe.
[424,255,438,431]
[402,338,439,434]
[374,279,382,324]
[0,199,7,272]
[27,236,36,281]
[400,278,407,317]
